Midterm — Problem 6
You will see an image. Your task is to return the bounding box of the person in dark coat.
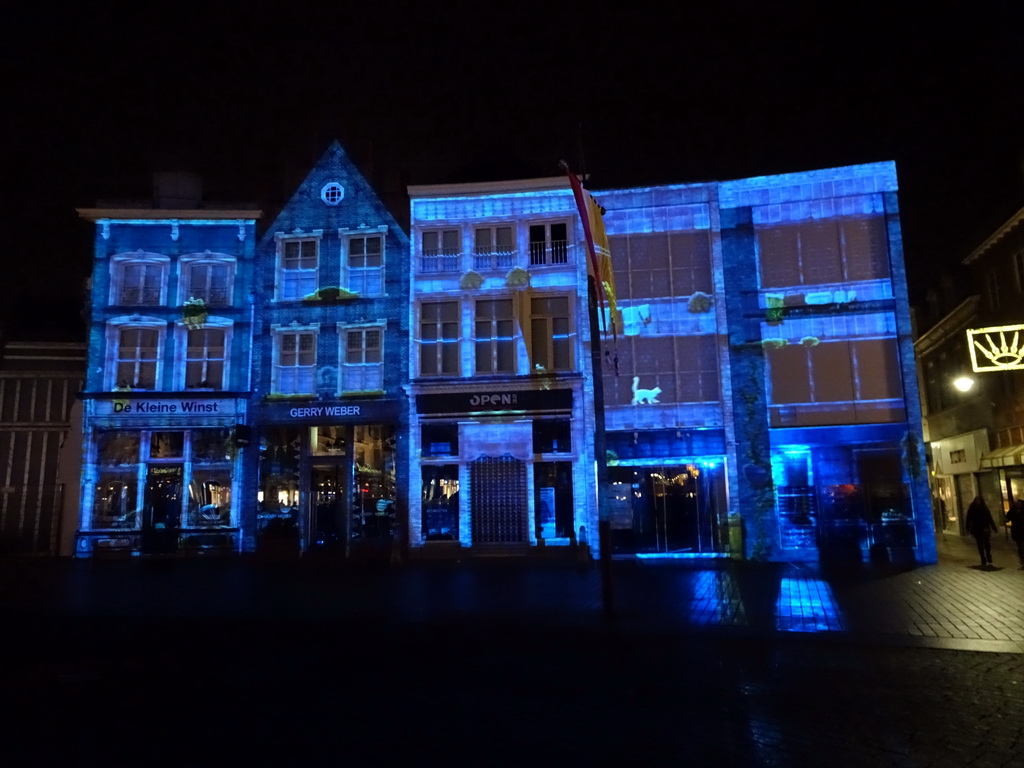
[964,495,998,566]
[1004,499,1024,569]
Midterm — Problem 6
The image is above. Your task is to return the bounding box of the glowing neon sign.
[966,324,1024,372]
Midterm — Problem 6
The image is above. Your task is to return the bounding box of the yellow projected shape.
[967,324,1024,372]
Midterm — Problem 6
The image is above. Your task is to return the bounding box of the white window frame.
[105,317,166,391]
[528,221,570,266]
[339,322,385,393]
[420,229,461,273]
[272,325,318,395]
[473,225,516,271]
[275,235,320,301]
[419,300,461,376]
[109,252,170,307]
[178,253,236,307]
[474,297,516,374]
[530,294,574,372]
[174,318,232,391]
[344,229,386,296]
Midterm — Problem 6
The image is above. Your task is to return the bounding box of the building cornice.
[914,295,980,354]
[964,204,1024,264]
[408,177,570,199]
[77,208,262,221]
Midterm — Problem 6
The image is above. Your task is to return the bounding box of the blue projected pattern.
[775,577,845,632]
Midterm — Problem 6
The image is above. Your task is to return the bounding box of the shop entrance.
[141,464,183,554]
[470,455,527,544]
[609,464,727,555]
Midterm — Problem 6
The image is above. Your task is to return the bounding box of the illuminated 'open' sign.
[967,324,1024,372]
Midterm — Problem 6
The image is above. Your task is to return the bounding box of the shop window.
[312,425,347,455]
[422,465,459,541]
[347,235,384,296]
[475,299,515,374]
[187,469,232,528]
[150,431,184,459]
[529,222,568,266]
[422,423,459,456]
[92,473,139,529]
[530,295,572,372]
[534,461,574,540]
[274,330,317,394]
[278,238,319,300]
[341,325,383,392]
[533,419,571,453]
[420,301,460,376]
[474,226,515,270]
[258,427,302,538]
[97,430,140,465]
[421,229,460,272]
[191,428,233,462]
[352,424,397,541]
[774,449,817,550]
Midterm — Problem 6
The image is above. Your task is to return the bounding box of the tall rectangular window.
[348,235,384,296]
[529,222,568,266]
[275,332,316,394]
[116,328,159,389]
[421,230,460,272]
[475,299,515,373]
[185,329,226,390]
[279,239,318,300]
[420,301,460,376]
[186,263,231,306]
[474,226,515,270]
[531,296,571,371]
[342,326,383,391]
[120,263,163,306]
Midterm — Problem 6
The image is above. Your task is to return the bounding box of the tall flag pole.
[562,161,615,623]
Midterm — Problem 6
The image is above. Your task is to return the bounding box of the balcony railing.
[529,240,568,266]
[189,287,231,307]
[119,287,161,306]
[421,249,460,273]
[473,247,517,271]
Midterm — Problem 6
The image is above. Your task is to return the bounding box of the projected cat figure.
[631,376,661,405]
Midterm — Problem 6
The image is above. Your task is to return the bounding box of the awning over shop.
[979,444,1024,468]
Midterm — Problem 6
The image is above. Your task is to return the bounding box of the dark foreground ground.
[2,549,1023,767]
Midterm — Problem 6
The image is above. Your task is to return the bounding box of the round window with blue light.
[321,182,345,205]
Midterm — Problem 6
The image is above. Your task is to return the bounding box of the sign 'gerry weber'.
[96,398,237,417]
[417,389,573,415]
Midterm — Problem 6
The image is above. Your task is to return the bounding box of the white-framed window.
[273,328,317,394]
[180,256,234,307]
[110,252,169,306]
[531,295,573,371]
[341,323,384,392]
[420,300,460,376]
[277,237,319,300]
[321,182,345,205]
[347,234,384,296]
[106,318,165,390]
[475,298,515,374]
[421,229,460,272]
[529,222,569,266]
[474,226,515,270]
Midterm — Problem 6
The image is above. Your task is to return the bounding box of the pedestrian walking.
[1005,498,1024,569]
[965,495,998,567]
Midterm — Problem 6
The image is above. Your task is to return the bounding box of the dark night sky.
[3,3,1023,338]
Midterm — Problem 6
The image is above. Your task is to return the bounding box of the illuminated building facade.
[76,175,260,556]
[249,142,410,557]
[407,162,936,563]
[918,203,1024,530]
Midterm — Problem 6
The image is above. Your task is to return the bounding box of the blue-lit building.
[407,162,935,563]
[76,174,260,556]
[249,142,410,557]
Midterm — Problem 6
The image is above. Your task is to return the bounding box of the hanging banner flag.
[563,163,619,337]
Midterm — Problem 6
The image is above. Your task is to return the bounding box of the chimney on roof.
[153,172,203,209]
